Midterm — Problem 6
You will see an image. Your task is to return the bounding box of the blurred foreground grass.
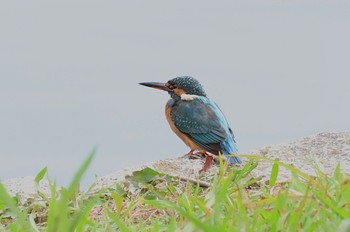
[1,151,350,231]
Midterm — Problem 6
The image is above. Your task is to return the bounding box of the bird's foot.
[186,149,195,156]
[186,150,203,159]
[185,150,214,172]
[200,155,214,173]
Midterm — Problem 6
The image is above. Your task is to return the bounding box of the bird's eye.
[168,84,177,90]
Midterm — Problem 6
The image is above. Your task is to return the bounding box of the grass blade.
[269,161,279,187]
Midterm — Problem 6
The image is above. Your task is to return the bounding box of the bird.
[139,76,241,172]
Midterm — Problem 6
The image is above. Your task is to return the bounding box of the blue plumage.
[169,96,241,164]
[139,76,241,168]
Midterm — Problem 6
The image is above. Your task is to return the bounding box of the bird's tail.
[225,154,242,164]
[221,136,242,164]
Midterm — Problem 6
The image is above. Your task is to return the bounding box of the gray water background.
[1,1,349,186]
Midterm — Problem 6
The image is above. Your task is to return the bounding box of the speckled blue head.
[139,76,207,101]
[166,76,206,100]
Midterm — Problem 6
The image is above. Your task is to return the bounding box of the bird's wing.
[170,97,228,154]
[214,101,237,142]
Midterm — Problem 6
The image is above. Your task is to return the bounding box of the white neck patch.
[181,94,199,101]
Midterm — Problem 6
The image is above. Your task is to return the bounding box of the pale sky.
[1,0,349,185]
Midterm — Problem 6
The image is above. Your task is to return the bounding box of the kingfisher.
[139,76,241,172]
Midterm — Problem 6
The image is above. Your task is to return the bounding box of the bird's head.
[139,76,206,100]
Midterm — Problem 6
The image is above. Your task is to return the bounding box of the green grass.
[1,151,350,231]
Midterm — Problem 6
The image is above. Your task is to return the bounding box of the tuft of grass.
[1,152,350,231]
[1,149,97,231]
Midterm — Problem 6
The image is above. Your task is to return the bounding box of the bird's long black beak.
[139,82,170,91]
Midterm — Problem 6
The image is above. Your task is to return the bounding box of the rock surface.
[93,132,350,190]
[249,132,350,182]
[2,176,51,204]
[2,132,350,202]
